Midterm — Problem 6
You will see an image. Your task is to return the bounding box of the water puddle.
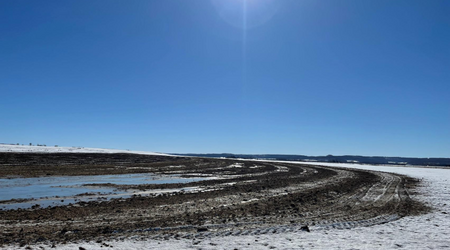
[0,173,210,210]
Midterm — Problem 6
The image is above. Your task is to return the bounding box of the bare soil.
[0,153,428,246]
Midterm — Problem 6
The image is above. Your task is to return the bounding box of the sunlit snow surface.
[0,144,168,155]
[4,161,448,250]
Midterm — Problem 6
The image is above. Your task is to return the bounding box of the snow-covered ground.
[0,144,168,156]
[5,162,448,250]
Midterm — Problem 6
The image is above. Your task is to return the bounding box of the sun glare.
[211,0,280,30]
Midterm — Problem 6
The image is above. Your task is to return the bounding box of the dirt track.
[0,153,428,246]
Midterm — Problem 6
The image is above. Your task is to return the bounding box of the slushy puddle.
[0,173,210,210]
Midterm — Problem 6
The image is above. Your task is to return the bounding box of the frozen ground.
[0,144,167,156]
[5,161,448,250]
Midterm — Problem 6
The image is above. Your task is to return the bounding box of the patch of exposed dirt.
[0,153,429,246]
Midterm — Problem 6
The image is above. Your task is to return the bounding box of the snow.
[2,160,450,249]
[0,144,169,156]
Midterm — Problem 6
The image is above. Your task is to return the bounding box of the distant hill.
[173,153,450,167]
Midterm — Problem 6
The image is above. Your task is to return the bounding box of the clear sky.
[1,0,449,157]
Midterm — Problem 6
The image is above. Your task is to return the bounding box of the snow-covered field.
[0,144,168,156]
[2,161,447,250]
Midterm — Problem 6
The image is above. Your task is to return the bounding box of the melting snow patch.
[228,163,244,168]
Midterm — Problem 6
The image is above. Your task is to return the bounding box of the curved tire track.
[0,155,427,245]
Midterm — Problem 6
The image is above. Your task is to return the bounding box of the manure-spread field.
[0,153,427,246]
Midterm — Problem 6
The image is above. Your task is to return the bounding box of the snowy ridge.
[0,144,169,156]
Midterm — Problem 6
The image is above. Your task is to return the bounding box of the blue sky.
[1,0,449,157]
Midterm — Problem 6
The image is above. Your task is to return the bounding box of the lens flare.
[211,0,280,94]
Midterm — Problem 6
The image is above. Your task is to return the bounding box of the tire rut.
[0,154,428,246]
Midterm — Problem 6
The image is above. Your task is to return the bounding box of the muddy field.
[0,153,428,247]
